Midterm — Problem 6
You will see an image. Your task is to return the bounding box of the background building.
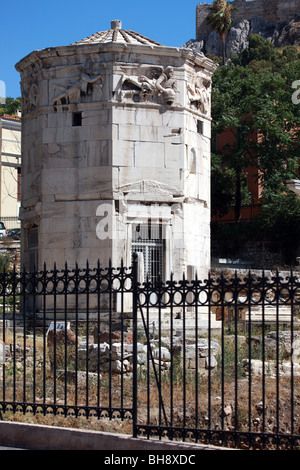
[0,114,21,230]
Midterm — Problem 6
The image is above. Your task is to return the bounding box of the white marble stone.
[16,20,216,300]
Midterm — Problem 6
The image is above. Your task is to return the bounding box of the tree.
[206,0,236,65]
[211,153,250,218]
[240,34,277,65]
[212,65,259,221]
[0,97,21,116]
[211,47,300,221]
[256,191,300,264]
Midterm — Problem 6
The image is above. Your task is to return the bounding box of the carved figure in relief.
[52,72,103,105]
[21,81,39,114]
[120,72,154,102]
[120,65,178,105]
[187,76,210,114]
[154,66,178,105]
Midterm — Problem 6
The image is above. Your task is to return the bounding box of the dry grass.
[1,329,300,449]
[2,358,299,448]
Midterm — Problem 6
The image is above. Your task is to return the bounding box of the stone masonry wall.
[196,0,300,40]
[211,239,287,269]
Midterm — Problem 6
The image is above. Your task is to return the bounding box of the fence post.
[132,252,138,438]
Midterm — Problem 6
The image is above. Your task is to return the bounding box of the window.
[17,167,21,202]
[197,120,203,135]
[189,148,197,174]
[132,223,164,284]
[72,112,82,127]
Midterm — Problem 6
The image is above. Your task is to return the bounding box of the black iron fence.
[0,256,300,450]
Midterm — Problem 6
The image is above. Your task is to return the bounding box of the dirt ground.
[2,373,299,450]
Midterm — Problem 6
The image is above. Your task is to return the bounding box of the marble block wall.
[16,22,216,313]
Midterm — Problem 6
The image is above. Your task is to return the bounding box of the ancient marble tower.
[16,20,216,283]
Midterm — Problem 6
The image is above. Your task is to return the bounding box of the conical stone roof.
[72,20,162,46]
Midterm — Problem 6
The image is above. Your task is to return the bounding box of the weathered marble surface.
[16,21,216,297]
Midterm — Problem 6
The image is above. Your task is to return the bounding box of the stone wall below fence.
[211,239,289,270]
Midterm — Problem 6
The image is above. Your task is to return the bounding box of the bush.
[0,253,12,272]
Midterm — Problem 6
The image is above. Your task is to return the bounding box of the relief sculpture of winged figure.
[120,65,178,105]
[52,71,103,105]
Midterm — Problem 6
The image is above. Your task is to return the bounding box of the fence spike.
[2,259,298,449]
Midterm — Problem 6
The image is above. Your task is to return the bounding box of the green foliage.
[206,0,236,64]
[0,97,21,116]
[211,153,250,217]
[211,36,300,224]
[0,253,12,272]
[240,34,277,65]
[255,192,300,264]
[281,45,300,62]
[212,192,300,264]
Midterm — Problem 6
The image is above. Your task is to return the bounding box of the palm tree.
[206,0,236,65]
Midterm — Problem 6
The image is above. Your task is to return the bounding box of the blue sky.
[0,0,214,99]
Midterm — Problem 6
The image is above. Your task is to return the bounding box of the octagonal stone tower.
[16,20,216,284]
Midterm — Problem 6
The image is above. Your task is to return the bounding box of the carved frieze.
[187,75,211,114]
[52,71,103,106]
[21,80,40,115]
[118,180,183,202]
[119,65,178,105]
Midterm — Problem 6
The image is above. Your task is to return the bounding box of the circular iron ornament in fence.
[2,283,14,297]
[14,280,24,296]
[99,277,109,292]
[87,277,98,293]
[45,280,55,294]
[294,287,300,302]
[210,289,221,305]
[184,288,196,306]
[278,287,293,304]
[171,289,184,306]
[78,278,87,293]
[111,277,122,292]
[137,288,169,308]
[263,288,277,304]
[197,289,208,305]
[223,290,234,304]
[161,290,171,306]
[66,279,76,294]
[35,280,46,295]
[148,292,160,307]
[122,275,134,292]
[137,291,147,307]
[56,279,66,294]
[25,281,34,295]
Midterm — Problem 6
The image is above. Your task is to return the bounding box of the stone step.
[241,305,295,323]
[137,307,222,334]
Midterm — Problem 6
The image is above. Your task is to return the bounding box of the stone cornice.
[20,98,213,122]
[16,42,216,76]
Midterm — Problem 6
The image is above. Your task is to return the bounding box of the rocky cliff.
[185,14,300,59]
